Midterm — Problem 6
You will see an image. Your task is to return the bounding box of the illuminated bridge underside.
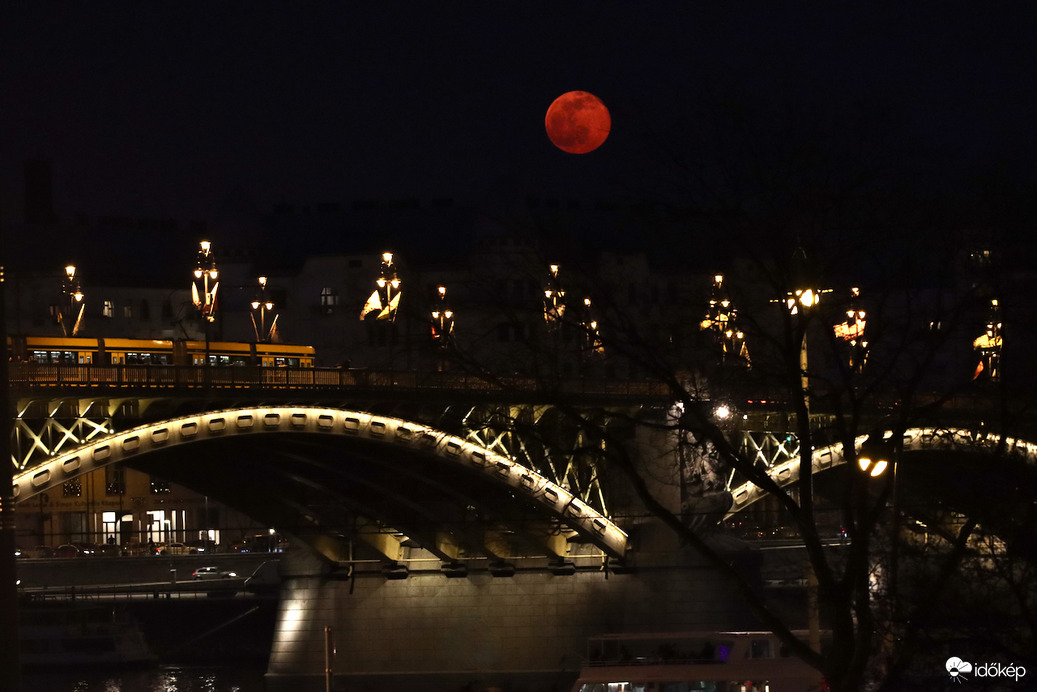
[725,427,1037,519]
[12,407,628,562]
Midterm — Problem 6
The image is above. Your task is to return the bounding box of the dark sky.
[2,3,1035,229]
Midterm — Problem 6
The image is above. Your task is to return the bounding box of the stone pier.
[265,531,758,692]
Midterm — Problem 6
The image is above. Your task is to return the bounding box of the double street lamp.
[430,285,454,370]
[858,435,893,477]
[544,264,565,329]
[192,240,219,323]
[360,252,402,322]
[251,276,277,342]
[702,273,748,365]
[191,240,219,365]
[59,264,85,337]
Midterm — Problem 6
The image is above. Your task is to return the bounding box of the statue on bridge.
[677,433,733,529]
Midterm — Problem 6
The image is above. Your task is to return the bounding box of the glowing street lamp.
[191,240,219,366]
[250,276,278,342]
[430,285,455,346]
[785,248,829,404]
[581,297,604,356]
[360,252,402,321]
[191,240,219,322]
[857,437,890,477]
[544,264,566,329]
[834,287,868,371]
[701,273,749,365]
[430,286,455,371]
[972,298,1002,381]
[59,264,85,337]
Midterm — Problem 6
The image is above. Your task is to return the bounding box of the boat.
[20,604,157,668]
[569,631,825,692]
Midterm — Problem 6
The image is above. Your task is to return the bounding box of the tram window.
[750,639,772,659]
[33,350,78,364]
[124,352,169,365]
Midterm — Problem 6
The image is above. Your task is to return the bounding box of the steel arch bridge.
[725,427,1037,519]
[12,405,629,565]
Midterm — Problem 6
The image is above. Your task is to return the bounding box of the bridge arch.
[725,427,1037,519]
[13,406,628,559]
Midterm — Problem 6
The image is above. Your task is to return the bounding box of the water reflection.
[24,665,265,692]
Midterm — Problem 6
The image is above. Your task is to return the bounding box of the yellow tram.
[8,335,315,368]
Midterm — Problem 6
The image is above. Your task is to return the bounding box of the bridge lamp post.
[61,264,85,337]
[251,276,276,343]
[430,285,454,371]
[543,264,565,328]
[786,286,819,407]
[857,439,890,478]
[857,433,904,638]
[191,241,219,365]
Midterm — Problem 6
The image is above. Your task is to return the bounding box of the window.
[122,304,133,319]
[103,299,114,318]
[105,466,125,495]
[320,287,339,313]
[140,299,151,321]
[63,479,82,497]
[150,476,171,494]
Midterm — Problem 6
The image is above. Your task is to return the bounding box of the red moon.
[545,91,611,154]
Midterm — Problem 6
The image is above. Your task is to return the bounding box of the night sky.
[2,4,1035,266]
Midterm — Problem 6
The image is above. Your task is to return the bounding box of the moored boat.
[570,631,825,692]
[20,604,157,668]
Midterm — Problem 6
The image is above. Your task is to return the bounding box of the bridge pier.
[265,535,758,692]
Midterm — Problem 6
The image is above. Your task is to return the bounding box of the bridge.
[9,363,1034,691]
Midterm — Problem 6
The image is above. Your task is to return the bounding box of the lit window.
[321,287,339,306]
[103,299,114,318]
[105,466,125,495]
[63,479,82,497]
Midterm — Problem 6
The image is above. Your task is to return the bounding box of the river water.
[22,664,267,692]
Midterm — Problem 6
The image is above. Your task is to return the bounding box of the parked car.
[26,545,54,558]
[185,538,218,554]
[192,566,237,580]
[159,542,189,555]
[71,542,100,555]
[55,544,81,558]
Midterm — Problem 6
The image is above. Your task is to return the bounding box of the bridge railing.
[8,363,671,400]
